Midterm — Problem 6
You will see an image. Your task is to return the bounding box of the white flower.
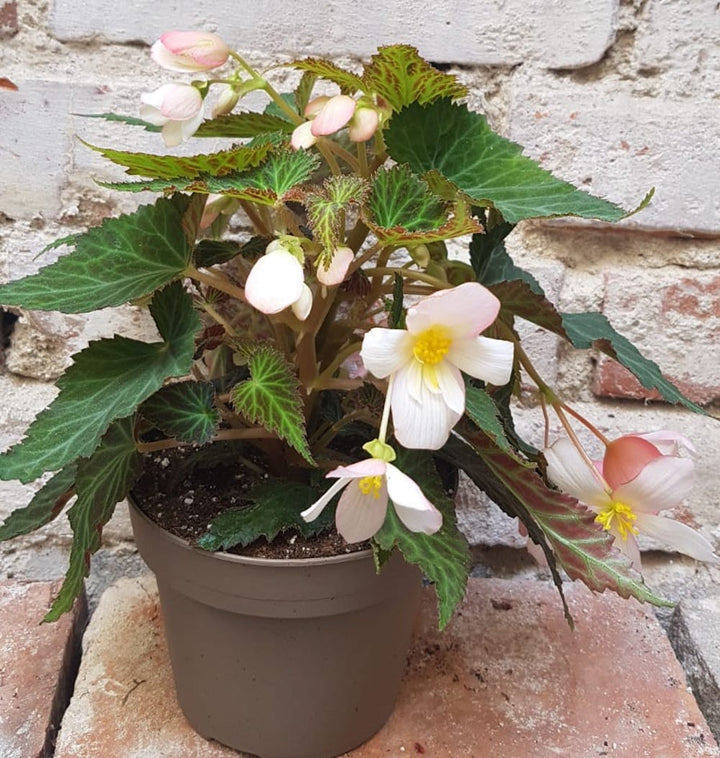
[140,83,204,147]
[544,435,717,570]
[360,282,514,450]
[301,457,442,543]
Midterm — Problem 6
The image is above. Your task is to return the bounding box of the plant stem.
[136,426,276,454]
[363,266,452,289]
[187,265,247,302]
[560,402,610,446]
[313,340,364,388]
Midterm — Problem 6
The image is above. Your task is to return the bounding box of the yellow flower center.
[595,502,638,540]
[358,475,383,498]
[413,327,452,366]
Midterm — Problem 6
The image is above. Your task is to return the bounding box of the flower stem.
[187,265,247,302]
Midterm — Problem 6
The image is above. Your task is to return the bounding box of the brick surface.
[593,270,720,406]
[48,0,617,68]
[0,1,17,39]
[55,575,718,758]
[0,581,86,758]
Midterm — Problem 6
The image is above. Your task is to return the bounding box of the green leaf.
[295,71,317,113]
[385,99,651,224]
[0,283,199,483]
[289,57,365,95]
[198,479,334,551]
[464,385,513,453]
[141,382,219,445]
[362,45,468,111]
[231,346,313,464]
[45,417,142,621]
[0,196,193,313]
[373,450,470,629]
[73,112,161,132]
[236,147,320,197]
[194,112,294,138]
[194,235,269,268]
[0,464,77,541]
[85,140,274,180]
[470,224,544,295]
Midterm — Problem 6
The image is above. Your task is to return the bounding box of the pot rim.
[128,493,374,569]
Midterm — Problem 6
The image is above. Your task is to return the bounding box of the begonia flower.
[544,435,717,570]
[151,31,230,72]
[212,84,240,118]
[291,95,379,149]
[301,456,442,543]
[244,241,312,321]
[316,247,354,286]
[347,103,379,142]
[360,282,514,450]
[140,83,204,146]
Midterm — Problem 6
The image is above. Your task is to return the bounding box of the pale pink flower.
[140,83,204,146]
[360,282,514,450]
[316,246,354,286]
[290,121,317,150]
[244,242,312,321]
[212,84,239,118]
[347,104,379,142]
[301,457,442,543]
[151,31,230,72]
[544,435,717,570]
[291,95,379,150]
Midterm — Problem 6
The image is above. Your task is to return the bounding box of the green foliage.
[45,417,142,621]
[0,283,199,483]
[464,385,513,453]
[470,224,544,295]
[0,464,77,541]
[289,58,365,95]
[194,111,294,137]
[73,112,161,131]
[141,382,219,444]
[198,479,334,551]
[368,165,446,232]
[386,99,652,223]
[231,346,313,464]
[374,451,470,630]
[0,196,193,313]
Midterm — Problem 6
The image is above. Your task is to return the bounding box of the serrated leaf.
[362,45,468,111]
[386,99,650,224]
[289,57,365,95]
[74,112,161,132]
[0,283,199,483]
[0,196,193,313]
[194,111,294,138]
[295,71,317,113]
[141,382,219,444]
[470,224,544,295]
[373,450,470,629]
[45,417,142,621]
[231,347,313,464]
[464,385,514,453]
[0,464,77,541]
[198,479,334,551]
[86,140,273,180]
[193,239,242,268]
[236,147,320,197]
[367,165,447,231]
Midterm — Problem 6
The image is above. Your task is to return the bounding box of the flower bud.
[140,83,204,146]
[151,31,230,72]
[348,104,379,142]
[310,95,356,137]
[212,84,240,118]
[316,247,354,286]
[603,435,663,490]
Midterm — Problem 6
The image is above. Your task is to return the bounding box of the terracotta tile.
[0,580,86,758]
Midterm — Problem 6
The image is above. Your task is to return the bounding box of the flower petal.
[317,246,354,286]
[391,365,460,450]
[446,335,514,386]
[348,106,379,142]
[544,437,612,510]
[611,531,643,571]
[327,458,387,479]
[433,361,465,415]
[406,282,500,339]
[635,430,697,457]
[603,435,662,490]
[635,513,718,563]
[360,328,414,378]
[245,250,304,314]
[291,121,317,150]
[152,31,229,71]
[301,478,350,522]
[291,283,313,322]
[386,464,442,534]
[310,95,356,136]
[612,456,694,514]
[335,478,388,542]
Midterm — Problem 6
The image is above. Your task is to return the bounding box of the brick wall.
[1,0,719,577]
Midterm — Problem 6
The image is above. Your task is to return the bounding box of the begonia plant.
[0,34,716,626]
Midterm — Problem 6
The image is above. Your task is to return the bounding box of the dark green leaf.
[198,479,334,551]
[0,283,199,483]
[464,385,513,453]
[373,450,470,629]
[194,112,294,138]
[295,71,317,113]
[470,224,544,295]
[45,417,142,621]
[141,382,219,444]
[362,45,468,110]
[385,99,651,224]
[0,196,193,313]
[389,274,405,329]
[289,58,365,95]
[73,112,161,132]
[193,239,242,268]
[231,346,313,464]
[0,464,77,541]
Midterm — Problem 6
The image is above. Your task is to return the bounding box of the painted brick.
[0,1,17,39]
[55,575,719,758]
[507,70,720,233]
[0,581,86,758]
[593,270,720,405]
[49,0,617,68]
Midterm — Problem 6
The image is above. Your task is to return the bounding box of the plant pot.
[128,497,422,758]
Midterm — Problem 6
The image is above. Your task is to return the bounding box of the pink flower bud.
[151,31,230,72]
[291,121,317,151]
[603,435,663,490]
[317,247,354,286]
[140,83,204,146]
[304,96,331,118]
[211,84,240,118]
[348,105,379,142]
[310,95,356,137]
[245,248,305,315]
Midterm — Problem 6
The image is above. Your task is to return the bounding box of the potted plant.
[0,32,716,758]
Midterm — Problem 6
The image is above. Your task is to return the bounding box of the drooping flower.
[360,282,514,450]
[290,95,379,150]
[301,451,442,543]
[151,31,230,72]
[212,84,240,118]
[244,240,312,321]
[140,83,204,146]
[316,246,354,286]
[544,434,717,570]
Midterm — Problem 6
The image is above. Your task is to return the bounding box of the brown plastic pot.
[128,498,422,758]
